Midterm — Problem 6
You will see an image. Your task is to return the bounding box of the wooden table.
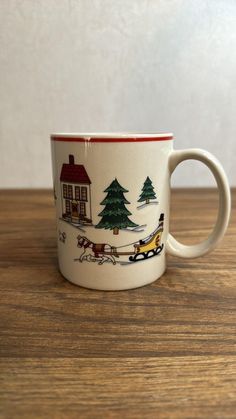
[0,189,235,418]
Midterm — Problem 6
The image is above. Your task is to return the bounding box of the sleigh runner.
[76,214,164,265]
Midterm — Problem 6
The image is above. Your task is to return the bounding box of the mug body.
[51,133,173,290]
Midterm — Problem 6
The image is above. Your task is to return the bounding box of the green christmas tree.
[138,176,157,204]
[96,178,138,235]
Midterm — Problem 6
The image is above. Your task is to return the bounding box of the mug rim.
[51,132,174,142]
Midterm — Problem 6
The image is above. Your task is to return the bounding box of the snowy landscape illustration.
[57,154,164,265]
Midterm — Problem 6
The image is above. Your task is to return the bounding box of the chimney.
[69,154,75,165]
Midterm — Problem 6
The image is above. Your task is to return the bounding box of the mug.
[51,132,231,291]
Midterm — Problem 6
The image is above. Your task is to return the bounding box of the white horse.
[76,235,117,265]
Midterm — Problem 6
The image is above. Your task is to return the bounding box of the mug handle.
[166,149,231,258]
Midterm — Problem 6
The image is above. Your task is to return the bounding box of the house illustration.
[60,154,92,224]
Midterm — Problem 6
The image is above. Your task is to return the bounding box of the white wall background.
[0,0,235,188]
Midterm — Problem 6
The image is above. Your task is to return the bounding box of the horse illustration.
[76,235,117,265]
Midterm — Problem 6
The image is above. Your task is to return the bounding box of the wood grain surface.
[0,189,235,418]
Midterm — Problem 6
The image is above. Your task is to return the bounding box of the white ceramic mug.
[51,133,230,290]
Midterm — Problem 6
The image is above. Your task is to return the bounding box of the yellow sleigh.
[129,213,164,262]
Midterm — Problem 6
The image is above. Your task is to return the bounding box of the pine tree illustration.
[96,178,138,235]
[138,176,157,204]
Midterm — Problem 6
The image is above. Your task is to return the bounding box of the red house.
[60,154,92,224]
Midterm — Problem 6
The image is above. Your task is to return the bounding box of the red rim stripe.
[51,135,173,143]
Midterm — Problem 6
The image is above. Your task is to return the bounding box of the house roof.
[60,160,91,184]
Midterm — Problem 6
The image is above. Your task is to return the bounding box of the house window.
[63,184,67,198]
[65,200,71,214]
[81,187,87,201]
[68,185,73,199]
[80,202,86,216]
[75,186,80,200]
